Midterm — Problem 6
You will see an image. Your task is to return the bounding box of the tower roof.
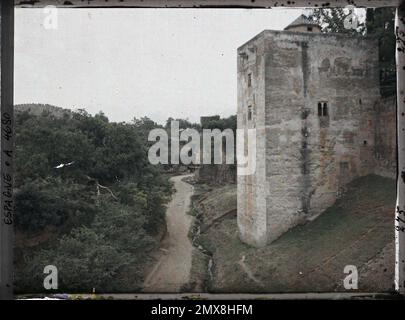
[284,14,321,31]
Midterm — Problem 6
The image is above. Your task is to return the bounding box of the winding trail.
[143,174,194,292]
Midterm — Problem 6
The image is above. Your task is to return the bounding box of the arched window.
[318,101,328,117]
[318,102,322,116]
[323,102,328,116]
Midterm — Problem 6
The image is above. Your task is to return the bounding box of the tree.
[18,227,134,292]
[14,105,173,292]
[311,8,365,34]
[15,177,96,233]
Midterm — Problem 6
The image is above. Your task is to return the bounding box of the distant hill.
[15,103,73,118]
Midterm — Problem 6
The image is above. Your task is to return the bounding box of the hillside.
[190,174,396,293]
[15,103,73,118]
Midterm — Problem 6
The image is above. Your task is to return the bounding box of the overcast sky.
[15,8,304,124]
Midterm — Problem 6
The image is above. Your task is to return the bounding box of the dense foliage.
[14,105,173,292]
[311,8,366,34]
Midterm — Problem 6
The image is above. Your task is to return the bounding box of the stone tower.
[237,17,384,247]
[284,14,322,33]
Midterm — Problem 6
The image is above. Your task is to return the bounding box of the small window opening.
[248,73,252,87]
[359,98,362,105]
[307,26,313,32]
[248,106,252,121]
[323,102,328,116]
[363,140,367,145]
[318,102,328,117]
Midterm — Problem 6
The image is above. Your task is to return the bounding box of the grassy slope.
[195,175,396,293]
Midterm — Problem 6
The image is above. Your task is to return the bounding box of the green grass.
[196,175,396,293]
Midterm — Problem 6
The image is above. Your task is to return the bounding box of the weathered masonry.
[237,17,396,247]
[1,0,403,298]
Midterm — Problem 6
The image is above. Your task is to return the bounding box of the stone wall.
[373,96,397,179]
[237,33,268,247]
[196,164,236,185]
[237,30,396,247]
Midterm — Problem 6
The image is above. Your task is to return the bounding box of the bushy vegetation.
[199,115,236,132]
[14,106,173,293]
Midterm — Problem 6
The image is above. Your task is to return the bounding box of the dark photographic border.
[1,0,404,300]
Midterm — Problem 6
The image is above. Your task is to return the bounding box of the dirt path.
[143,174,194,292]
